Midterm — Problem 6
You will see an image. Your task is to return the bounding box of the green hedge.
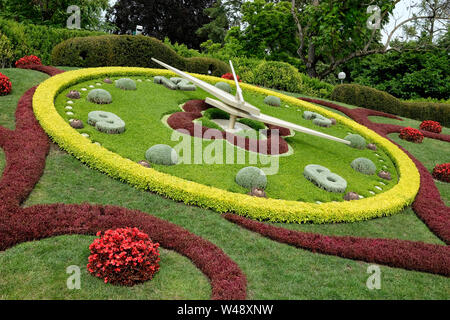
[51,35,230,77]
[0,18,104,65]
[331,84,450,127]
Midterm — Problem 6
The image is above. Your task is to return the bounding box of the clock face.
[53,73,398,204]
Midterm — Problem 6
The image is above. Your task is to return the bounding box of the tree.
[107,0,216,49]
[290,0,450,79]
[0,0,109,29]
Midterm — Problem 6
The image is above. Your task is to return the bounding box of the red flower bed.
[0,73,12,96]
[399,127,424,143]
[87,227,160,286]
[420,120,442,134]
[433,163,450,183]
[221,72,241,82]
[15,55,42,68]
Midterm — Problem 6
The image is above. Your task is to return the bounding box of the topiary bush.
[264,95,281,107]
[145,144,178,166]
[399,127,424,143]
[303,164,347,193]
[252,61,303,93]
[345,134,367,149]
[115,78,136,91]
[0,72,12,96]
[432,163,450,183]
[87,227,160,286]
[87,89,112,104]
[419,120,442,134]
[215,81,232,93]
[235,166,267,189]
[88,111,125,134]
[351,158,376,175]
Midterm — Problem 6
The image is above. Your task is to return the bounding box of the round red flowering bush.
[15,55,42,68]
[432,163,450,183]
[0,73,12,96]
[419,120,442,134]
[399,127,424,143]
[87,227,160,286]
[221,72,241,82]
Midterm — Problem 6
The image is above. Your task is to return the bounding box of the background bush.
[332,84,450,127]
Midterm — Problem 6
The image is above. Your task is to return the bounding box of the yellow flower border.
[33,67,420,223]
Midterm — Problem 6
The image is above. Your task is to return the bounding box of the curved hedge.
[51,35,230,77]
[331,84,450,127]
[33,67,420,224]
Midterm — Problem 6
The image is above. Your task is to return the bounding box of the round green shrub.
[115,78,137,90]
[264,96,281,107]
[87,111,125,134]
[312,117,332,127]
[215,81,232,93]
[235,166,267,190]
[203,107,230,120]
[237,118,266,131]
[303,164,347,193]
[345,134,367,149]
[351,157,376,175]
[145,144,178,166]
[87,89,112,104]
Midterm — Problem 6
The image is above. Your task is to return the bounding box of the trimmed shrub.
[253,61,303,93]
[115,78,136,91]
[171,78,196,91]
[0,72,12,96]
[15,55,41,68]
[87,89,112,104]
[88,111,125,134]
[235,166,267,189]
[52,35,229,76]
[237,118,266,131]
[419,120,442,134]
[351,158,376,175]
[345,134,367,149]
[203,107,230,120]
[154,76,177,90]
[264,95,281,107]
[302,111,331,127]
[303,164,347,193]
[399,127,424,143]
[331,84,450,126]
[145,144,178,166]
[87,227,160,286]
[432,163,450,183]
[215,81,232,93]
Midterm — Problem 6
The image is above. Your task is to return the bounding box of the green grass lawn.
[53,75,398,203]
[0,67,449,300]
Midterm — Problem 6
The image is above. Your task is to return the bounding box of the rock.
[344,191,359,201]
[138,160,150,168]
[247,187,267,198]
[70,119,84,129]
[104,78,113,84]
[330,118,337,125]
[367,143,377,151]
[378,171,391,180]
[66,90,81,99]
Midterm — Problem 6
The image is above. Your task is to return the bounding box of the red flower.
[420,120,442,134]
[221,72,241,82]
[399,127,424,143]
[0,73,12,96]
[15,55,42,68]
[432,163,450,183]
[87,227,160,286]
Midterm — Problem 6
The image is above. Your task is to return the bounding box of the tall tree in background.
[291,0,449,79]
[108,0,215,49]
[0,0,109,29]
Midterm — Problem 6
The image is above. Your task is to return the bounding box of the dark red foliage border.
[167,99,290,155]
[0,66,247,300]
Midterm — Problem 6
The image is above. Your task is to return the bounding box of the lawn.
[0,68,448,300]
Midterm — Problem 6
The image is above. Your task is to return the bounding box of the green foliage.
[237,118,265,131]
[86,89,112,104]
[263,95,281,107]
[253,61,302,93]
[0,32,13,68]
[115,78,137,91]
[195,117,224,131]
[87,111,125,134]
[215,81,232,93]
[203,108,230,120]
[351,158,376,175]
[163,37,202,58]
[235,166,267,190]
[0,17,104,65]
[154,76,178,90]
[52,35,230,77]
[145,144,178,166]
[344,134,367,150]
[332,84,450,127]
[303,165,347,193]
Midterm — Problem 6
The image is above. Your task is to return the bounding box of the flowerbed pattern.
[0,66,247,300]
[32,67,420,224]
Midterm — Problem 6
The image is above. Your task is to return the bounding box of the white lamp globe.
[338,72,346,80]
